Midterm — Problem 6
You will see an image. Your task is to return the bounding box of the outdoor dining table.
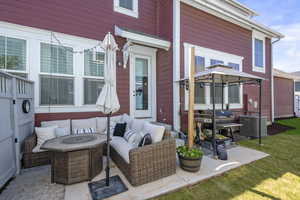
[41,133,106,185]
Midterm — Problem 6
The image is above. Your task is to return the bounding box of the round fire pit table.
[41,134,106,185]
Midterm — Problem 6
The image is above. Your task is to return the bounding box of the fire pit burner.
[62,135,97,144]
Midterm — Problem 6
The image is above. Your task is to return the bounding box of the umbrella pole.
[106,112,112,186]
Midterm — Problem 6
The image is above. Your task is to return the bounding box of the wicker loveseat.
[109,130,176,186]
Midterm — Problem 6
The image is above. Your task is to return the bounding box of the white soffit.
[181,0,284,39]
[115,26,171,51]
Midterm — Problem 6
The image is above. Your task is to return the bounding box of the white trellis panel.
[0,71,34,188]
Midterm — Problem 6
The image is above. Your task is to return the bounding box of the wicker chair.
[23,133,51,168]
[109,131,177,186]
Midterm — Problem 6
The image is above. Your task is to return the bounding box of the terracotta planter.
[178,154,202,172]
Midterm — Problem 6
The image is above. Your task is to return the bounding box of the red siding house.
[273,69,297,119]
[0,0,283,131]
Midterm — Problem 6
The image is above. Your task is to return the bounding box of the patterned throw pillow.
[138,133,152,147]
[123,130,145,147]
[73,128,96,135]
[123,129,137,144]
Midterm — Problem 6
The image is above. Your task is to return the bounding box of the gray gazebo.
[180,58,264,157]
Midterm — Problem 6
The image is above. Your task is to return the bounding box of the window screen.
[228,84,240,104]
[255,39,264,67]
[84,50,104,77]
[40,76,74,105]
[228,63,240,71]
[40,43,73,75]
[194,56,205,104]
[0,36,26,71]
[119,0,133,10]
[84,79,104,105]
[210,59,224,66]
[195,56,205,72]
[295,82,300,92]
[210,83,224,104]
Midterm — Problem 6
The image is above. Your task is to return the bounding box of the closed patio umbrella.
[96,32,119,186]
[89,32,127,199]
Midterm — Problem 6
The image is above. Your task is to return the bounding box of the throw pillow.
[34,126,57,152]
[73,127,96,135]
[143,122,165,143]
[113,123,127,137]
[138,133,152,147]
[123,129,137,144]
[55,127,70,137]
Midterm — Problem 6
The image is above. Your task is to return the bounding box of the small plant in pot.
[177,146,204,172]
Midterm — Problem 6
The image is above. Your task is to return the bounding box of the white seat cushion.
[33,126,57,152]
[143,122,165,143]
[41,119,71,135]
[72,118,97,131]
[110,136,135,163]
[131,119,145,132]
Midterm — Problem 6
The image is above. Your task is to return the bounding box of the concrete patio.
[65,146,268,200]
[0,145,268,200]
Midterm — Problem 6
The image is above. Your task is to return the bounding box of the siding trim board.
[180,0,283,39]
[115,26,171,50]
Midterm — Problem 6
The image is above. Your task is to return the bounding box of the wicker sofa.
[23,114,177,186]
[109,129,176,186]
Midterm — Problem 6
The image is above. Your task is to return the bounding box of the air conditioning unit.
[239,115,267,138]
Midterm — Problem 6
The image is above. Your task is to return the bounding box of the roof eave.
[182,0,284,39]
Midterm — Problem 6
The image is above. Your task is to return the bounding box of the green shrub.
[176,146,204,159]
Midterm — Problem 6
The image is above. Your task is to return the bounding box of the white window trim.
[252,30,266,73]
[0,35,29,75]
[184,43,244,111]
[114,0,139,18]
[0,21,110,113]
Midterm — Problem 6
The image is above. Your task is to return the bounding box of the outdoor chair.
[107,130,177,186]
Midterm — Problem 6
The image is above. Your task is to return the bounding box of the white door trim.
[129,45,157,121]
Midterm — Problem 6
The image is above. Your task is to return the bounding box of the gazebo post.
[221,80,224,110]
[188,47,196,149]
[212,74,217,157]
[259,79,262,145]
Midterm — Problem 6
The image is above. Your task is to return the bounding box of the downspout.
[271,37,281,122]
[173,0,181,131]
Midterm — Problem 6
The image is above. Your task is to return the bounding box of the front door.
[130,46,156,119]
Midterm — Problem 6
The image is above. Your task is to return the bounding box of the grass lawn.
[154,118,300,200]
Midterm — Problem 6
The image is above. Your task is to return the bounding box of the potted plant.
[177,145,203,172]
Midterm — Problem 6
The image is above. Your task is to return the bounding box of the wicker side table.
[41,134,106,185]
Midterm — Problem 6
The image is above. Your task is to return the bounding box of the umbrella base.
[88,175,128,200]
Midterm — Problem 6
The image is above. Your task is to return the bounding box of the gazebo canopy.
[181,65,264,85]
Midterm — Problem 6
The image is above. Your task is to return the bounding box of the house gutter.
[271,38,281,122]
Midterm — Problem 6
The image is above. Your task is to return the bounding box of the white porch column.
[173,0,181,131]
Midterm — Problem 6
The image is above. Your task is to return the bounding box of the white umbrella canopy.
[96,32,120,114]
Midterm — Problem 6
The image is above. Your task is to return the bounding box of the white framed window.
[114,0,139,18]
[0,35,27,78]
[184,43,244,110]
[252,31,266,73]
[83,50,105,105]
[40,43,74,105]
